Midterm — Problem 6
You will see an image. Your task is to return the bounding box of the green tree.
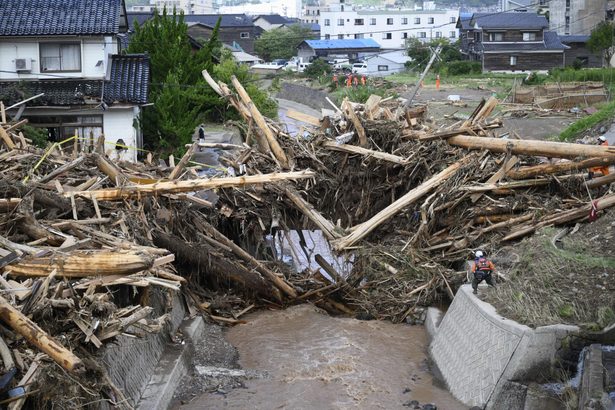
[254,25,315,61]
[127,8,275,153]
[303,58,332,79]
[405,38,462,73]
[588,21,615,64]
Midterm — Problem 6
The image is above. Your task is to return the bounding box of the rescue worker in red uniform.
[471,250,496,295]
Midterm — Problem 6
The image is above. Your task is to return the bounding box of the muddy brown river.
[184,305,465,409]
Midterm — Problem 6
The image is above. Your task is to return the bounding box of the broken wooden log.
[333,156,473,250]
[342,98,368,147]
[448,135,615,159]
[284,187,344,240]
[169,143,197,180]
[0,294,83,373]
[4,250,155,277]
[69,170,315,201]
[320,140,408,164]
[507,157,615,179]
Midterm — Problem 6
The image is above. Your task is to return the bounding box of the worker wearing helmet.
[471,250,496,295]
[589,136,609,179]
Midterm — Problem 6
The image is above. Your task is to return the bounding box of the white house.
[364,50,411,76]
[0,0,150,162]
[320,8,459,49]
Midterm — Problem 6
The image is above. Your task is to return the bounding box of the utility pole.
[404,44,442,108]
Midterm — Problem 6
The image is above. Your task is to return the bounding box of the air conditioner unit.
[15,58,32,72]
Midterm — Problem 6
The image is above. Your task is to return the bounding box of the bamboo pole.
[68,170,315,201]
[230,75,289,168]
[448,135,615,159]
[333,156,472,250]
[0,295,83,373]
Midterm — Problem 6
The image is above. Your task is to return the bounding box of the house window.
[510,56,517,66]
[337,18,344,26]
[354,33,364,39]
[387,18,394,25]
[402,17,408,25]
[240,32,250,39]
[419,32,427,38]
[523,32,536,41]
[402,32,408,39]
[40,42,81,72]
[338,34,344,39]
[488,32,503,41]
[370,18,377,25]
[324,18,330,26]
[378,65,389,71]
[383,33,392,39]
[317,10,320,15]
[450,31,457,38]
[324,34,330,39]
[355,19,364,25]
[414,17,421,24]
[428,17,434,24]
[450,17,456,23]
[436,31,442,38]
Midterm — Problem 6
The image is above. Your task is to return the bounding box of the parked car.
[272,59,288,66]
[352,63,368,74]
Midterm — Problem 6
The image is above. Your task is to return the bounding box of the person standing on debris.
[589,136,610,179]
[346,74,352,88]
[436,74,440,90]
[471,250,496,295]
[353,75,359,87]
[361,75,366,86]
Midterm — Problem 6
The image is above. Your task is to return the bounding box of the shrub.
[560,99,615,141]
[446,61,482,76]
[304,59,332,79]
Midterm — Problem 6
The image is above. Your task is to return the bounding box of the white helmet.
[598,136,607,142]
[475,250,484,258]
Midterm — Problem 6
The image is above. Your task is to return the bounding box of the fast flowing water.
[196,304,465,409]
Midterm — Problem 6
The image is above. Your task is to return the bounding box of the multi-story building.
[150,0,215,14]
[319,8,459,49]
[219,0,302,19]
[549,0,607,35]
[302,0,349,26]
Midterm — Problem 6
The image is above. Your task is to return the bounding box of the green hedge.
[559,99,615,141]
[446,61,482,76]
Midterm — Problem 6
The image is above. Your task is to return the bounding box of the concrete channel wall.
[429,285,578,408]
[276,82,331,111]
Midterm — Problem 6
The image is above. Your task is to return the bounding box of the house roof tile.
[471,12,548,30]
[106,54,150,104]
[0,0,125,36]
[253,14,292,25]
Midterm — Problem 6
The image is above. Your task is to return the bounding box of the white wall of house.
[103,107,140,162]
[0,36,118,81]
[365,51,410,76]
[320,9,459,49]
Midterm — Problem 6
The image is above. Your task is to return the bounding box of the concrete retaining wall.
[101,290,186,407]
[430,285,578,408]
[276,82,331,111]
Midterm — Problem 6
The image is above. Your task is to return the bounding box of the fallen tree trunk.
[586,172,615,189]
[285,187,344,240]
[0,294,83,373]
[333,156,472,250]
[507,157,615,179]
[0,198,20,213]
[5,250,154,277]
[448,135,615,159]
[69,170,315,201]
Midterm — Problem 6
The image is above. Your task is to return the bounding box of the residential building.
[363,50,411,76]
[549,0,607,35]
[149,0,215,14]
[0,0,150,162]
[302,0,350,26]
[500,0,539,11]
[253,14,294,31]
[219,0,302,19]
[560,35,603,67]
[127,12,262,53]
[319,8,459,49]
[461,12,567,72]
[130,4,154,12]
[297,38,380,60]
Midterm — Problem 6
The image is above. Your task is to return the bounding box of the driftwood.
[507,156,615,179]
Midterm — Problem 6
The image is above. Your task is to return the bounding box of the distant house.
[560,35,602,68]
[461,12,567,72]
[0,0,150,162]
[253,14,293,31]
[297,39,381,60]
[281,21,321,38]
[127,12,262,53]
[364,50,411,77]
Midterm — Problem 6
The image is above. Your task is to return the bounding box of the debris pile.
[0,69,615,406]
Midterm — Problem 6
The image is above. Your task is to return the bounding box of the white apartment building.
[320,9,459,49]
[150,0,215,14]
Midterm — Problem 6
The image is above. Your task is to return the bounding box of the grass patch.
[558,99,615,141]
[332,85,396,105]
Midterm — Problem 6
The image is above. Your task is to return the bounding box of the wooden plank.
[321,141,408,165]
[286,108,321,127]
[342,98,368,147]
[0,127,15,149]
[169,143,196,180]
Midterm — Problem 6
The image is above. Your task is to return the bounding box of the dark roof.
[301,39,380,50]
[0,0,126,36]
[560,35,590,43]
[0,54,150,106]
[126,12,255,30]
[482,31,567,52]
[471,12,548,30]
[106,54,150,104]
[253,14,292,25]
[457,12,484,30]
